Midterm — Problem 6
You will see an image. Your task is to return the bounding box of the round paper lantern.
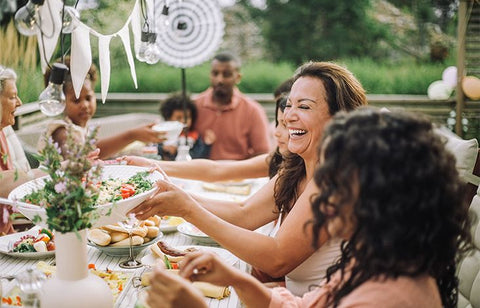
[462,76,480,100]
[427,80,453,100]
[442,66,457,88]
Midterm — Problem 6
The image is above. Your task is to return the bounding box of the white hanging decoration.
[118,25,138,89]
[131,0,142,56]
[70,24,92,99]
[98,35,112,104]
[37,0,63,73]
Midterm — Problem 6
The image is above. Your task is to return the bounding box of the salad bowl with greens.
[8,165,163,229]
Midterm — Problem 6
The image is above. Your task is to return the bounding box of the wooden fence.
[14,93,480,141]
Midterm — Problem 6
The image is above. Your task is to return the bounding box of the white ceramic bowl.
[177,222,218,245]
[152,121,184,143]
[8,165,163,228]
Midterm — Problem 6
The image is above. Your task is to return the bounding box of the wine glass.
[118,214,143,269]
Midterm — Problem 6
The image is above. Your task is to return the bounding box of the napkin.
[141,271,230,300]
[202,182,251,196]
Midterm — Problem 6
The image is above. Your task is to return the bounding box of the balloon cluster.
[427,66,456,100]
[427,66,480,100]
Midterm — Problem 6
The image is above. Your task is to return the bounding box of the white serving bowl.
[152,121,184,144]
[8,165,163,228]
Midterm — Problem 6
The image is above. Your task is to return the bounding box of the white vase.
[40,229,113,308]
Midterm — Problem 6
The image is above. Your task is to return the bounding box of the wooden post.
[456,0,468,137]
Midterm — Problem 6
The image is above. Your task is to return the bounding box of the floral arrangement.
[27,125,103,233]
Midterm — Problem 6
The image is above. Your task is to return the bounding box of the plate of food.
[87,216,163,257]
[0,226,55,259]
[141,241,238,268]
[8,165,163,228]
[177,222,217,245]
[159,216,186,233]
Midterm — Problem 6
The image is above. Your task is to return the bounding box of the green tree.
[247,0,388,65]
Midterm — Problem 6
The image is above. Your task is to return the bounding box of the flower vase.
[40,229,113,308]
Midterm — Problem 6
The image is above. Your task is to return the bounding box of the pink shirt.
[269,273,441,308]
[194,88,270,160]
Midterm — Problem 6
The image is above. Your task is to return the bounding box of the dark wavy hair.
[274,61,367,214]
[311,108,473,307]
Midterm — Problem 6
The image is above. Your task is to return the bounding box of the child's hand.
[204,129,216,145]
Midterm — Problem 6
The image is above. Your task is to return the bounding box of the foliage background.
[0,0,460,103]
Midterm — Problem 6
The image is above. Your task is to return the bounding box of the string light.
[38,63,68,117]
[14,0,45,36]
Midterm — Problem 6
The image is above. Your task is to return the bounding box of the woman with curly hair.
[131,61,367,295]
[145,108,473,308]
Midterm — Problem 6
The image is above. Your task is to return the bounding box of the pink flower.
[54,181,67,193]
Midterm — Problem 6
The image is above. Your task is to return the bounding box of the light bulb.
[39,63,68,117]
[14,0,45,36]
[62,6,80,34]
[136,31,150,62]
[144,33,161,64]
[161,4,170,27]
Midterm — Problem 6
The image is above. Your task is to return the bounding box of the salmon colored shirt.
[269,272,441,308]
[194,87,270,160]
[0,130,15,235]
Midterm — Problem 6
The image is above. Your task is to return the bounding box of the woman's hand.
[131,123,167,144]
[147,265,207,308]
[118,155,156,168]
[179,250,239,287]
[129,179,194,220]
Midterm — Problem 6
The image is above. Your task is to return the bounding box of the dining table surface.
[0,176,270,308]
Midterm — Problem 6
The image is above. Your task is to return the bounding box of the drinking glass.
[118,214,143,269]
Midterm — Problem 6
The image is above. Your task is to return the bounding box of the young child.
[38,58,165,159]
[158,93,215,161]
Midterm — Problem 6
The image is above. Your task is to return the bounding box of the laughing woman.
[131,61,368,295]
[146,108,473,308]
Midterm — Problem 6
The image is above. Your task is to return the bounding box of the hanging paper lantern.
[427,80,453,100]
[462,76,480,100]
[442,66,457,88]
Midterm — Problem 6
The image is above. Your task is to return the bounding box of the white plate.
[159,217,186,233]
[88,234,163,257]
[177,222,217,245]
[0,226,55,259]
[141,245,238,267]
[8,165,163,228]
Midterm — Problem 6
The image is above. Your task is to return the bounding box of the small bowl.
[152,121,184,143]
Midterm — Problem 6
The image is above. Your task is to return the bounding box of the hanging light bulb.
[62,6,80,34]
[144,33,162,64]
[161,4,170,27]
[38,63,68,117]
[136,23,150,62]
[14,0,45,36]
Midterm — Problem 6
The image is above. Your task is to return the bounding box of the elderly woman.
[0,66,44,234]
[146,108,473,308]
[131,61,368,295]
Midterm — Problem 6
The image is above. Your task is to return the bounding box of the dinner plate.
[8,165,163,228]
[88,234,163,257]
[159,216,186,233]
[0,227,55,259]
[177,222,217,245]
[141,245,238,267]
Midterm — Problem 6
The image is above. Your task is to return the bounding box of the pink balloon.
[462,76,480,100]
[442,66,457,88]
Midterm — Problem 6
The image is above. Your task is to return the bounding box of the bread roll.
[111,235,144,247]
[110,231,128,243]
[102,224,125,233]
[146,226,160,238]
[88,229,111,246]
[149,215,161,226]
[142,219,155,227]
[132,225,148,237]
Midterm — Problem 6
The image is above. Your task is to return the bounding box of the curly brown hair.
[311,107,473,307]
[274,61,367,214]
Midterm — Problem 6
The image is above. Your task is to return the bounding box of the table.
[0,229,246,308]
[1,177,269,307]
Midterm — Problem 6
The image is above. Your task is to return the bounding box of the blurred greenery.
[15,56,455,103]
